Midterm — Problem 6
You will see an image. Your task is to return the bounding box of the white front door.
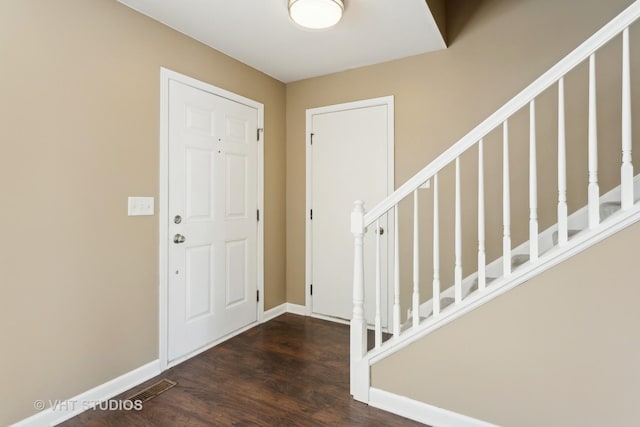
[167,79,258,362]
[307,97,394,327]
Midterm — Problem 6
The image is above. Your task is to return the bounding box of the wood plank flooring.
[60,314,424,426]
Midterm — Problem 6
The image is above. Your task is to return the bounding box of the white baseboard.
[263,303,288,321]
[13,302,309,427]
[285,303,307,316]
[369,388,498,427]
[263,303,307,321]
[11,360,161,427]
[309,312,350,325]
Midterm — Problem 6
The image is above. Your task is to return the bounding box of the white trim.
[14,300,306,426]
[311,311,395,330]
[310,312,351,325]
[158,67,265,370]
[285,303,307,316]
[248,303,308,323]
[305,96,395,323]
[369,388,498,427]
[263,303,288,321]
[159,69,169,371]
[262,303,308,322]
[305,108,313,317]
[11,361,161,427]
[256,123,265,323]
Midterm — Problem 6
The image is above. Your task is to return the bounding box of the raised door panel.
[225,239,248,307]
[185,244,215,321]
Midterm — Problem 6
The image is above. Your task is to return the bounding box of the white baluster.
[374,219,382,348]
[350,200,366,396]
[432,174,441,316]
[503,120,512,276]
[478,140,486,291]
[412,190,420,328]
[622,27,634,210]
[588,56,600,229]
[454,158,463,303]
[529,100,539,261]
[393,205,400,337]
[558,77,569,244]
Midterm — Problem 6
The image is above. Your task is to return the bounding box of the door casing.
[159,68,264,370]
[305,96,395,327]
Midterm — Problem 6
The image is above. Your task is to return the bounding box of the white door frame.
[159,68,264,370]
[305,96,395,326]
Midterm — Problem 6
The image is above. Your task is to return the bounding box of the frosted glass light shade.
[288,0,344,30]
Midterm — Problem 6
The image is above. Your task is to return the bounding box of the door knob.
[376,227,384,235]
[173,234,186,244]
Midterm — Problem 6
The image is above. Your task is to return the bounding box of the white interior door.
[308,98,393,327]
[167,79,258,362]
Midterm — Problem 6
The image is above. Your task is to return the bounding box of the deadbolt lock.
[174,215,182,224]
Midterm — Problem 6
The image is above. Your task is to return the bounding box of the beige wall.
[372,219,640,426]
[0,1,285,424]
[426,0,447,44]
[285,0,638,309]
[3,0,639,424]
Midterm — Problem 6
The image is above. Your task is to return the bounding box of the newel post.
[350,200,369,402]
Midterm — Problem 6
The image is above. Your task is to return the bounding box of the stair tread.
[467,276,497,296]
[405,198,636,328]
[552,229,581,245]
[511,254,529,268]
[400,316,429,332]
[440,297,454,310]
[601,201,621,221]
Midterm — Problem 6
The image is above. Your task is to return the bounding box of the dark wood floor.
[61,314,423,426]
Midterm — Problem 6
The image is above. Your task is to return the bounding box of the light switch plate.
[128,197,154,216]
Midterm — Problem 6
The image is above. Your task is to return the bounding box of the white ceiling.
[118,0,446,83]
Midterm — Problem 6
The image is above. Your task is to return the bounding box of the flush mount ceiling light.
[288,0,344,30]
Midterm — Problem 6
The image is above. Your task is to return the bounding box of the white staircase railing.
[350,0,640,403]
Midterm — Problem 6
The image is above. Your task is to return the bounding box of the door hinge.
[310,133,314,145]
[310,284,313,295]
[257,128,263,141]
[257,209,260,222]
[257,290,260,302]
[310,209,313,220]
